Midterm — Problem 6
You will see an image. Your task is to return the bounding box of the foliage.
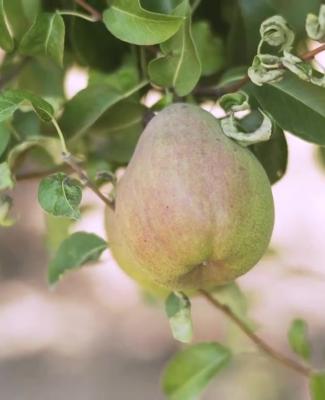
[0,0,325,399]
[48,231,107,284]
[165,291,193,343]
[162,342,231,399]
[288,318,311,361]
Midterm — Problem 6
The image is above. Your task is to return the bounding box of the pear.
[105,103,274,291]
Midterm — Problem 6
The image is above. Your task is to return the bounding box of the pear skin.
[105,103,274,291]
[105,207,169,297]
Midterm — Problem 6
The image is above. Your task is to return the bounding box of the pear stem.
[199,289,313,377]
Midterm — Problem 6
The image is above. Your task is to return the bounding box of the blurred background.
[1,58,325,400]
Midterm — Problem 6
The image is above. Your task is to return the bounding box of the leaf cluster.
[0,1,325,399]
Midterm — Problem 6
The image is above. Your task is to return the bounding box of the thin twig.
[199,289,313,377]
[146,46,158,56]
[75,0,102,21]
[194,43,325,99]
[16,157,115,210]
[50,117,114,209]
[302,43,325,61]
[62,153,115,210]
[59,10,97,22]
[16,165,71,181]
[194,76,250,98]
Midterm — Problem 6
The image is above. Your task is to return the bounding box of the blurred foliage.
[0,1,325,399]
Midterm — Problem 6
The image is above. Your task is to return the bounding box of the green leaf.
[288,319,311,361]
[38,173,82,220]
[45,214,73,254]
[148,16,201,96]
[252,127,287,184]
[88,53,139,92]
[4,0,40,41]
[20,0,40,22]
[210,283,250,325]
[165,292,193,343]
[0,123,10,157]
[60,81,147,141]
[220,92,249,113]
[70,16,128,72]
[306,5,325,42]
[0,0,14,52]
[162,342,231,400]
[0,161,14,190]
[16,58,65,101]
[0,94,21,122]
[191,20,224,76]
[11,110,40,139]
[103,0,187,45]
[259,15,295,52]
[316,146,325,171]
[219,66,248,87]
[249,72,325,145]
[0,194,15,227]
[19,12,65,66]
[272,0,321,34]
[140,0,184,14]
[17,90,54,121]
[234,0,320,62]
[248,54,284,87]
[7,137,62,169]
[220,94,272,147]
[223,1,247,67]
[237,0,276,61]
[151,91,173,111]
[310,373,325,400]
[91,100,146,163]
[240,111,288,184]
[0,90,54,122]
[85,159,114,183]
[237,0,321,61]
[48,231,107,284]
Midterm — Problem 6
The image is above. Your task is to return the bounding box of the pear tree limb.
[302,43,325,61]
[194,43,325,98]
[16,165,71,181]
[199,289,313,377]
[16,157,114,209]
[16,156,115,209]
[75,0,102,21]
[62,152,115,210]
[50,118,115,210]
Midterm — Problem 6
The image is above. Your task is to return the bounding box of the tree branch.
[75,0,102,21]
[62,153,115,211]
[16,157,115,210]
[199,289,313,377]
[301,43,325,61]
[194,76,250,98]
[16,165,71,181]
[194,43,325,99]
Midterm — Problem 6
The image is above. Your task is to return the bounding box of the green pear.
[105,209,169,297]
[105,103,274,291]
